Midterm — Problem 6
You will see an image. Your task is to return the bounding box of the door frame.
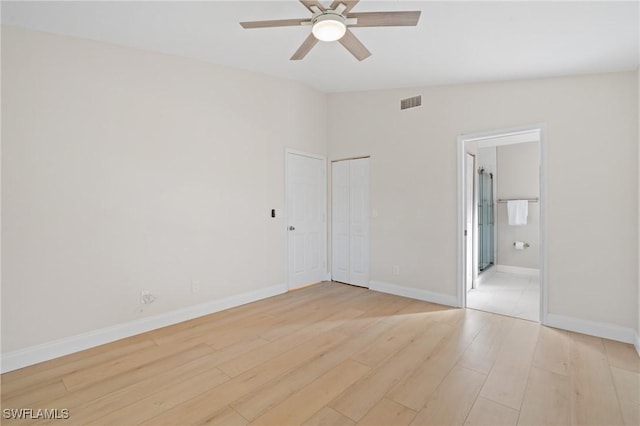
[464,152,476,292]
[456,124,548,324]
[284,148,328,290]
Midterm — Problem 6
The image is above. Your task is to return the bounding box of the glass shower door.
[478,169,494,272]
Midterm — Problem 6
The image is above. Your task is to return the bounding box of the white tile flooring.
[467,270,540,321]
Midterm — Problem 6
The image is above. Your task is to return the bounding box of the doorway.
[331,157,370,287]
[285,149,327,289]
[458,126,547,323]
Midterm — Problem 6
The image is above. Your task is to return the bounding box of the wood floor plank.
[387,309,492,411]
[350,300,441,367]
[0,380,68,411]
[214,284,353,345]
[61,336,205,391]
[355,292,414,317]
[302,407,355,426]
[203,312,279,350]
[517,366,570,426]
[1,339,157,397]
[604,339,640,373]
[457,314,514,374]
[256,289,368,342]
[144,284,322,340]
[48,347,222,425]
[610,366,640,406]
[356,398,416,426]
[479,319,539,410]
[259,283,357,320]
[205,335,271,366]
[411,366,486,426]
[88,367,230,425]
[329,293,414,337]
[532,326,570,377]
[24,344,215,424]
[212,286,362,347]
[217,308,363,377]
[200,406,249,426]
[153,311,275,348]
[610,366,640,426]
[248,359,370,426]
[0,334,153,384]
[569,332,624,425]
[464,397,519,426]
[331,321,452,421]
[150,282,342,347]
[230,303,414,421]
[140,328,351,425]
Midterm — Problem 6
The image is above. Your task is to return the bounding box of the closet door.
[332,158,370,287]
[332,161,350,284]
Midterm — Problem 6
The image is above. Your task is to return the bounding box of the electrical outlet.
[140,291,156,305]
[392,265,400,275]
[191,280,200,294]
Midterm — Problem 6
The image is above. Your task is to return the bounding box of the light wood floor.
[1,282,638,425]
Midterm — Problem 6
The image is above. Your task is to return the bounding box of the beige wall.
[327,71,638,330]
[2,26,639,356]
[496,142,540,269]
[1,27,327,353]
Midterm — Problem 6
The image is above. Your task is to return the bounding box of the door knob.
[289,226,295,231]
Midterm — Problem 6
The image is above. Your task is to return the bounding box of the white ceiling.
[2,1,639,93]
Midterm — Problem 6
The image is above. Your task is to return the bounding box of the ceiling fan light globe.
[312,17,347,42]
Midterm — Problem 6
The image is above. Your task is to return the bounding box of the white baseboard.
[1,283,287,373]
[635,331,640,357]
[495,265,540,277]
[545,313,636,345]
[369,280,458,308]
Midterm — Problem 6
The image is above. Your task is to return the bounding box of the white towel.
[507,200,528,226]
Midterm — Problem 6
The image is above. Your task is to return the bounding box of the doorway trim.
[464,152,476,292]
[456,124,548,324]
[285,148,328,290]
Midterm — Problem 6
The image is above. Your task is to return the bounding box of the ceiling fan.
[240,0,421,61]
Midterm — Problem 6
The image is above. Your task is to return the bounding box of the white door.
[286,150,327,289]
[331,161,350,283]
[465,153,474,291]
[332,158,370,287]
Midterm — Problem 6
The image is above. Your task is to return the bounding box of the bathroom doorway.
[457,126,547,323]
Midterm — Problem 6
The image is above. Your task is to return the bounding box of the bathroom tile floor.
[467,270,540,321]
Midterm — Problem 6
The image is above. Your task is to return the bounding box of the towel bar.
[498,198,538,203]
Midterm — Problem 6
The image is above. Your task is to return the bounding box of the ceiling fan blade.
[339,29,371,61]
[299,0,325,12]
[330,0,359,13]
[291,33,319,60]
[348,11,421,27]
[240,19,308,29]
